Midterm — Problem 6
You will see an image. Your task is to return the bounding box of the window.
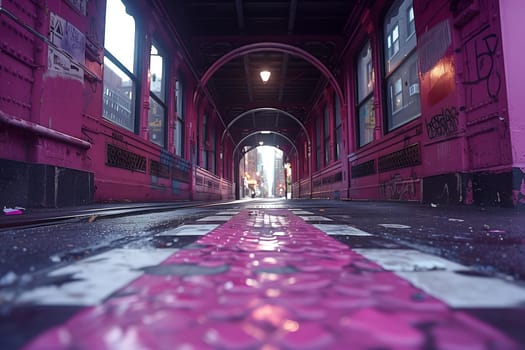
[356,41,375,147]
[333,93,342,160]
[384,0,420,131]
[210,128,216,174]
[315,117,321,171]
[103,0,137,132]
[148,44,166,147]
[304,141,308,174]
[392,78,403,112]
[201,113,208,169]
[323,105,330,165]
[387,24,400,59]
[175,77,184,157]
[407,6,415,38]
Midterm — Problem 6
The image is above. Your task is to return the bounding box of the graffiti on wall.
[149,150,190,195]
[379,174,417,201]
[66,0,87,15]
[48,13,85,82]
[426,107,459,139]
[463,29,501,101]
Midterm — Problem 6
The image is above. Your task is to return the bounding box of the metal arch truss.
[220,107,311,147]
[232,130,298,158]
[195,42,345,108]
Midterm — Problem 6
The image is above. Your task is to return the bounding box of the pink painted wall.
[451,0,511,172]
[499,0,525,167]
[308,0,516,204]
[0,0,91,171]
[416,2,463,176]
[0,0,234,206]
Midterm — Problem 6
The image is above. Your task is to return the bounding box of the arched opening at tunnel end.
[238,146,291,199]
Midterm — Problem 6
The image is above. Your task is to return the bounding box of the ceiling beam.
[235,0,245,32]
[287,0,298,34]
[243,55,254,102]
[277,54,289,103]
[191,35,344,47]
[236,1,254,103]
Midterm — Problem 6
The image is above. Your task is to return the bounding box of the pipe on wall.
[0,111,91,149]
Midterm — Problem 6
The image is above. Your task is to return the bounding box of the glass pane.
[386,52,421,130]
[175,120,183,157]
[333,93,341,160]
[148,97,165,147]
[384,0,416,74]
[316,117,321,170]
[407,6,415,37]
[315,117,321,144]
[150,45,165,102]
[176,79,183,119]
[323,106,330,138]
[210,129,216,173]
[359,97,375,147]
[357,41,374,102]
[334,93,341,127]
[103,57,135,131]
[104,0,135,73]
[335,126,342,160]
[324,139,330,165]
[392,78,403,112]
[201,113,207,167]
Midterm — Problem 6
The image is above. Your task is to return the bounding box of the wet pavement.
[0,199,524,349]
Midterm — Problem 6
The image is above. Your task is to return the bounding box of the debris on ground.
[49,254,61,263]
[3,206,25,215]
[0,272,17,286]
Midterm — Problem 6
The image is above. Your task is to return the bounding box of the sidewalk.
[0,201,207,229]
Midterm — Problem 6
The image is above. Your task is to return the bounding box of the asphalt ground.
[0,199,524,349]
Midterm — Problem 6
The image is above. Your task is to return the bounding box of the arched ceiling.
[163,0,359,150]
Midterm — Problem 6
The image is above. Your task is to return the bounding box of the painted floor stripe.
[291,209,314,215]
[196,215,233,222]
[355,249,525,308]
[17,248,176,306]
[353,249,466,271]
[299,215,333,221]
[313,224,373,236]
[157,224,219,236]
[396,270,525,308]
[215,211,240,215]
[290,210,314,215]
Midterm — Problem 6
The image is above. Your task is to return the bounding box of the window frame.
[175,75,185,157]
[201,112,208,169]
[210,127,216,174]
[356,40,375,147]
[102,0,139,133]
[148,42,167,147]
[333,93,342,160]
[383,0,421,133]
[315,117,322,171]
[323,104,331,166]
